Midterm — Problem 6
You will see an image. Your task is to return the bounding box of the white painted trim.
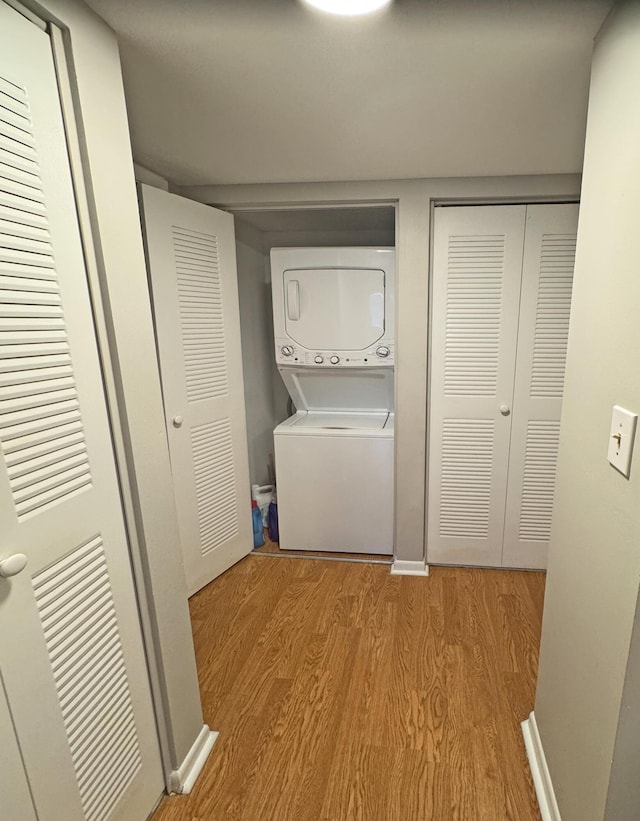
[390,559,429,576]
[2,0,46,29]
[49,24,183,789]
[521,712,562,821]
[134,163,169,191]
[253,552,392,565]
[170,725,218,794]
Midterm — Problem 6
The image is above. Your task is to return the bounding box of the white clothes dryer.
[270,246,395,368]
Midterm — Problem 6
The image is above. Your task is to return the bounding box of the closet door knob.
[499,405,511,416]
[172,415,184,428]
[0,554,28,578]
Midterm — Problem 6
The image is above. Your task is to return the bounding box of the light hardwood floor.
[153,556,544,821]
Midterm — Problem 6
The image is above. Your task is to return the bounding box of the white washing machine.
[270,247,396,555]
[274,368,394,554]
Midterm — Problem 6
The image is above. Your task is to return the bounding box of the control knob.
[314,355,324,364]
[329,355,340,365]
[376,346,391,358]
[281,345,294,357]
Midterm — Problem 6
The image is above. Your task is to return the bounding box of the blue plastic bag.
[267,501,279,543]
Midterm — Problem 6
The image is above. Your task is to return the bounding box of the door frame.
[46,22,175,783]
[424,196,581,568]
[46,19,180,789]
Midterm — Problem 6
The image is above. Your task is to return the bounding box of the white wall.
[263,228,395,249]
[180,175,581,566]
[533,3,640,819]
[235,219,280,485]
[31,0,204,783]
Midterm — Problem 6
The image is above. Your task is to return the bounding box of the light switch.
[608,405,638,478]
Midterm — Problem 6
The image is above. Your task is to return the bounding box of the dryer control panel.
[275,341,394,367]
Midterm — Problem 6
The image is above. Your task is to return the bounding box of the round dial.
[376,345,391,358]
[314,355,324,364]
[281,345,294,356]
[329,355,340,365]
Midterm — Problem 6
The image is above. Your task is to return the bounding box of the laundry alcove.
[232,204,396,494]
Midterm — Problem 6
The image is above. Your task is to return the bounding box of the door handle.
[286,280,300,321]
[0,554,28,578]
[500,404,511,416]
[172,415,184,428]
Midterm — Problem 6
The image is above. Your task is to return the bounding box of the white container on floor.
[251,483,273,525]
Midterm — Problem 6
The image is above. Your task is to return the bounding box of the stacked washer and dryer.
[270,247,395,555]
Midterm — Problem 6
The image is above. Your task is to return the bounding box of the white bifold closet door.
[0,5,162,821]
[502,204,578,568]
[428,205,526,567]
[141,187,252,596]
[0,677,37,821]
[428,203,578,569]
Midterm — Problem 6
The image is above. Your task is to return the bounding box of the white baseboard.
[521,711,561,821]
[170,724,219,794]
[390,559,429,576]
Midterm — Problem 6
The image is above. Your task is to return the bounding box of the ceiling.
[85,0,613,187]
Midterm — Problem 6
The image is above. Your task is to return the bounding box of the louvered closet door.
[0,5,162,821]
[427,206,526,566]
[0,677,37,821]
[502,204,578,569]
[141,186,252,596]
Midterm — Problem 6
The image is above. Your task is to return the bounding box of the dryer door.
[283,267,385,351]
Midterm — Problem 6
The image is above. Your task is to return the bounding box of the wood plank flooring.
[152,556,544,821]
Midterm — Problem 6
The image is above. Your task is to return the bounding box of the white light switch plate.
[608,405,638,477]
